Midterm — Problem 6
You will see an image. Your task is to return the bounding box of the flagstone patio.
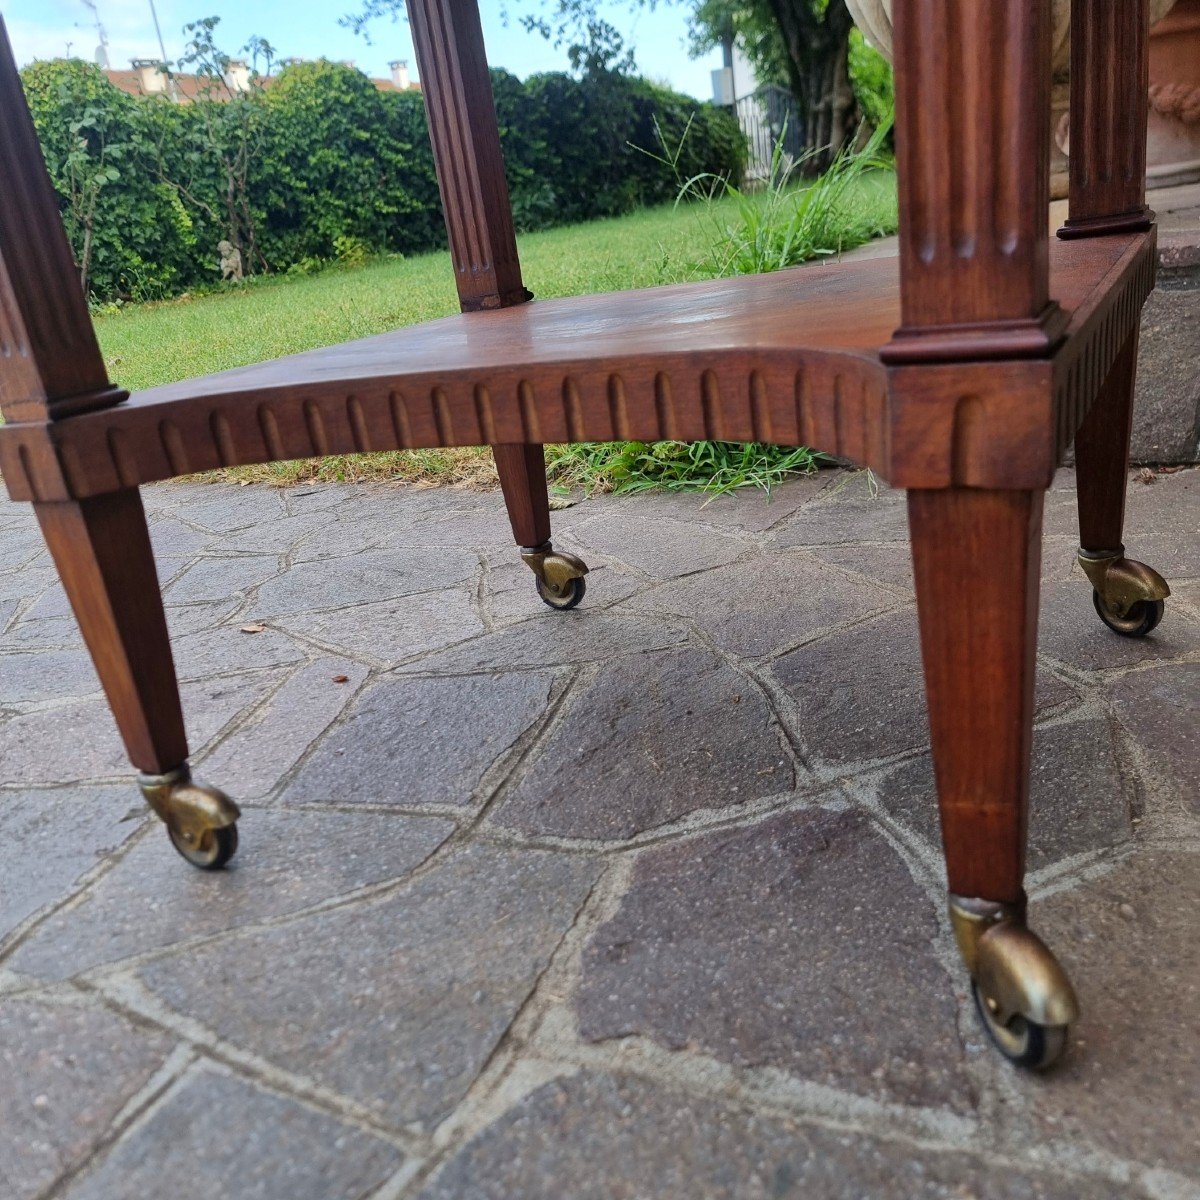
[1,467,1197,1199]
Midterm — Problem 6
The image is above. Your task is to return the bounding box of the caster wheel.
[1093,590,1164,638]
[537,574,586,611]
[972,981,1068,1070]
[168,822,238,870]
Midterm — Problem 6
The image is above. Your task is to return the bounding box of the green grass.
[94,164,898,491]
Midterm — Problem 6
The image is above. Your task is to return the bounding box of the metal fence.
[734,84,804,180]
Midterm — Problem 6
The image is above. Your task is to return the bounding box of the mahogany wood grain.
[493,443,552,547]
[1060,0,1153,238]
[407,0,529,312]
[885,0,1063,362]
[908,488,1044,902]
[34,489,188,773]
[0,231,1156,503]
[0,18,125,422]
[407,1,552,549]
[1074,329,1140,552]
[1050,227,1156,465]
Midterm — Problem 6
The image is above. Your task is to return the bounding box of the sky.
[2,0,724,99]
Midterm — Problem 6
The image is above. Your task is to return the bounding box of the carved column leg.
[1074,330,1169,637]
[34,488,239,869]
[908,487,1076,1069]
[493,443,588,612]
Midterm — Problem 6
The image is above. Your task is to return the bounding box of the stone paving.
[0,467,1198,1200]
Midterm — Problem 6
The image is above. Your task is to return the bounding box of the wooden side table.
[0,0,1170,1068]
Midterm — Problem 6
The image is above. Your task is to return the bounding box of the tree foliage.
[21,46,744,303]
[21,58,198,299]
[347,1,892,170]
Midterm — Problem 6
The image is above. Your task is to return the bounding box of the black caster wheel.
[971,981,1069,1070]
[536,574,586,611]
[1093,590,1165,638]
[168,822,239,870]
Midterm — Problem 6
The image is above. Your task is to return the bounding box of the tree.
[59,102,130,294]
[344,0,861,171]
[162,17,275,274]
[21,57,199,300]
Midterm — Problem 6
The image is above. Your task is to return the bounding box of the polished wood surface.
[34,489,188,773]
[886,0,1062,361]
[407,1,549,553]
[408,0,529,312]
[0,20,124,422]
[1061,0,1154,238]
[0,0,1163,934]
[1075,329,1141,552]
[908,487,1043,902]
[493,443,552,547]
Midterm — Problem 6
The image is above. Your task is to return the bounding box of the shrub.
[253,60,438,264]
[19,58,745,303]
[20,59,199,299]
[509,71,747,227]
[848,30,894,134]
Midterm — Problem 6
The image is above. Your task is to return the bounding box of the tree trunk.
[821,35,856,164]
[80,193,97,297]
[767,0,858,173]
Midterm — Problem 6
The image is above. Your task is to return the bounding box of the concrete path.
[0,467,1197,1199]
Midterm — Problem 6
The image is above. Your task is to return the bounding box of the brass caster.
[138,766,241,871]
[521,542,589,611]
[949,895,1078,1070]
[1078,550,1169,638]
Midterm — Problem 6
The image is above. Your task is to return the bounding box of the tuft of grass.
[547,440,821,497]
[223,448,501,489]
[682,121,897,280]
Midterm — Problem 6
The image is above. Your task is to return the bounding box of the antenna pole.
[80,0,110,68]
[146,0,179,99]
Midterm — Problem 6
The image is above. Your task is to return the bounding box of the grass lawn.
[95,170,897,489]
[97,201,738,390]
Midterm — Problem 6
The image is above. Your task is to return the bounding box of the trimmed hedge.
[19,58,746,302]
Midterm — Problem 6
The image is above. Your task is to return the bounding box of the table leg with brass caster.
[949,895,1077,1068]
[909,488,1072,1069]
[493,442,590,611]
[521,542,589,610]
[1075,328,1170,638]
[32,489,241,871]
[139,766,241,870]
[1078,550,1169,638]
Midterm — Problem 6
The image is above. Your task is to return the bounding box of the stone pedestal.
[1147,0,1200,190]
[846,0,1186,196]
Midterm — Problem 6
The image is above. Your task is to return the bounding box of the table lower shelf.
[0,230,1156,501]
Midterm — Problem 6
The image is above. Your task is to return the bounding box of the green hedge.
[19,58,746,303]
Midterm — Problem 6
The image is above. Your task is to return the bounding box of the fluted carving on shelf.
[0,18,122,422]
[1060,0,1153,236]
[0,353,901,502]
[407,0,529,312]
[0,220,1157,505]
[887,0,1059,358]
[1051,235,1156,456]
[886,233,1155,489]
